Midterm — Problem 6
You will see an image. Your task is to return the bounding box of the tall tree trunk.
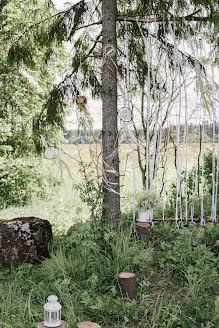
[102,0,120,227]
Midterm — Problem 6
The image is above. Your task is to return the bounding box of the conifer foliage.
[0,0,66,155]
[3,0,218,223]
[4,0,218,130]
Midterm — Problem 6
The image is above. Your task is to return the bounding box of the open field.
[0,143,215,234]
[60,142,214,190]
[59,142,214,213]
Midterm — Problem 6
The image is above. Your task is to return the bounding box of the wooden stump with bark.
[135,222,152,241]
[76,322,101,328]
[118,272,137,299]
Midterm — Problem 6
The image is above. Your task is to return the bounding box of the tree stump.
[135,222,152,241]
[76,322,101,328]
[118,272,137,299]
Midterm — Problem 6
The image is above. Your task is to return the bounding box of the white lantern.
[44,295,62,327]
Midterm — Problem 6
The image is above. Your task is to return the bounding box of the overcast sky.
[52,0,76,10]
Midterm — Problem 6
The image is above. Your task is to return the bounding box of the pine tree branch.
[74,12,211,32]
[11,13,211,45]
[12,1,85,43]
[13,9,69,43]
[75,20,102,31]
[139,25,204,71]
[56,33,102,89]
[0,0,8,15]
[0,65,17,75]
[61,12,211,31]
[117,15,210,24]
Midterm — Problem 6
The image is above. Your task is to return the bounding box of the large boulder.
[0,217,52,265]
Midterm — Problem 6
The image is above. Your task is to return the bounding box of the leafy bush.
[0,157,61,208]
[74,170,103,227]
[158,227,219,291]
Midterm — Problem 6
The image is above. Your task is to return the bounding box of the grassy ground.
[0,144,218,327]
[0,222,218,328]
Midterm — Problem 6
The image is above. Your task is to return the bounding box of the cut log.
[135,222,151,241]
[76,322,101,328]
[118,272,137,299]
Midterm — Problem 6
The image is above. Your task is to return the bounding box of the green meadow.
[0,143,213,232]
[1,143,214,233]
[0,144,218,328]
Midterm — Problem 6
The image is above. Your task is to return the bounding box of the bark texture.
[118,272,137,299]
[77,322,101,328]
[135,222,152,241]
[102,0,120,227]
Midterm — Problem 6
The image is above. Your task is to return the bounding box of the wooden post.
[135,222,152,241]
[37,321,68,328]
[76,322,101,328]
[118,272,137,299]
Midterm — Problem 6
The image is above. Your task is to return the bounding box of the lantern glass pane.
[51,312,57,321]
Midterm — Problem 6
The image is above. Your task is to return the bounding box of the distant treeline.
[64,129,102,144]
[64,122,218,144]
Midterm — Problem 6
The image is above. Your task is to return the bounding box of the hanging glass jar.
[44,295,62,327]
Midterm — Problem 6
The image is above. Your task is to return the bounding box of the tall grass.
[0,223,218,327]
[0,144,218,327]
